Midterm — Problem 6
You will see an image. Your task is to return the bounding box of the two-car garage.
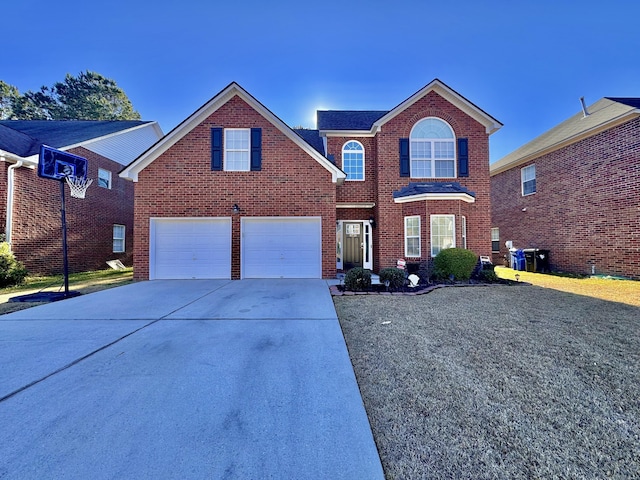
[150,217,322,279]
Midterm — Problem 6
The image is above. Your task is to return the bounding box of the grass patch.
[495,266,640,307]
[335,287,640,479]
[0,268,133,314]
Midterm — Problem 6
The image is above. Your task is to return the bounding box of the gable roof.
[120,82,346,184]
[317,79,502,136]
[0,120,162,166]
[490,97,640,175]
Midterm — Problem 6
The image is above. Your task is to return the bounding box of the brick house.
[120,80,501,280]
[490,97,640,279]
[0,120,163,275]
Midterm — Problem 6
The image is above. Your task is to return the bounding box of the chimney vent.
[580,97,590,117]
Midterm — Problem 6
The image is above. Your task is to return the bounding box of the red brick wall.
[328,136,377,204]
[373,91,492,270]
[491,118,640,279]
[133,95,337,280]
[8,147,134,275]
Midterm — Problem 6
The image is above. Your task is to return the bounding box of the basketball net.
[65,176,93,199]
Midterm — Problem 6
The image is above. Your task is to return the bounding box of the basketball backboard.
[38,145,88,181]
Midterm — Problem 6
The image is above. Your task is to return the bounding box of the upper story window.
[521,164,536,196]
[98,168,112,189]
[410,118,455,178]
[224,128,250,171]
[342,141,364,181]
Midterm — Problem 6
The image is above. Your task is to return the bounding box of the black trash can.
[522,248,550,273]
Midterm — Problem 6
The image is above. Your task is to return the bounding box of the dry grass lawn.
[335,285,640,479]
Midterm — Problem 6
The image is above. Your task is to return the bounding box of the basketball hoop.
[65,176,93,199]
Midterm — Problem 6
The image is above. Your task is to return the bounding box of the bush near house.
[433,248,478,281]
[344,267,372,292]
[379,267,406,290]
[0,243,28,287]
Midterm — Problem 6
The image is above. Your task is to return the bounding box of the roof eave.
[0,149,38,167]
[373,79,503,135]
[393,192,476,204]
[490,110,640,176]
[121,83,346,184]
[319,129,379,138]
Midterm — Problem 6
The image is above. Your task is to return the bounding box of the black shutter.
[250,128,262,171]
[399,138,410,177]
[457,138,469,177]
[211,128,223,171]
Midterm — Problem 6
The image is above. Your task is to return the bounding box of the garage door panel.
[242,218,321,279]
[151,218,231,279]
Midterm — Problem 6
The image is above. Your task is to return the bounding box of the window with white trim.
[491,228,500,252]
[342,141,364,181]
[98,168,112,189]
[521,164,536,196]
[410,117,455,178]
[431,215,455,257]
[224,128,250,171]
[404,216,421,258]
[113,224,125,253]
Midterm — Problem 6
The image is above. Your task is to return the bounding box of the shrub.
[433,248,478,281]
[476,269,500,283]
[0,242,28,288]
[344,267,371,291]
[379,267,406,290]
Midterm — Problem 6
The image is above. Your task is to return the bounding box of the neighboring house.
[0,120,163,275]
[120,80,501,280]
[490,97,640,279]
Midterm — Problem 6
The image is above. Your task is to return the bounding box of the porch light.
[232,204,241,214]
[369,216,376,228]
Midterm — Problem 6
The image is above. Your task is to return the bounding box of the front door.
[343,222,363,270]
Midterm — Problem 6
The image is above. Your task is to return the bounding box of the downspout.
[5,160,24,248]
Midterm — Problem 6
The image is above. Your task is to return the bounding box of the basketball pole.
[60,179,70,296]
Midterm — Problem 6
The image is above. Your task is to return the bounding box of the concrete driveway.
[0,280,383,479]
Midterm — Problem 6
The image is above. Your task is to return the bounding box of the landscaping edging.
[329,282,520,296]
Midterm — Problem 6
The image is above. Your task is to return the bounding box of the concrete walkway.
[0,280,383,479]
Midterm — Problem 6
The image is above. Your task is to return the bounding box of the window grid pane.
[113,225,125,253]
[224,129,250,171]
[405,216,421,257]
[343,143,364,181]
[410,118,455,178]
[431,215,455,257]
[522,165,536,195]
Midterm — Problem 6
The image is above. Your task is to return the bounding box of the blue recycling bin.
[514,249,526,271]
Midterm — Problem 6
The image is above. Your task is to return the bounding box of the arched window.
[409,118,455,178]
[342,141,364,181]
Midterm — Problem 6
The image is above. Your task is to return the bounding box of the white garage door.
[150,218,231,279]
[242,217,322,278]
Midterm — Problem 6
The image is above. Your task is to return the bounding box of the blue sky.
[4,0,639,162]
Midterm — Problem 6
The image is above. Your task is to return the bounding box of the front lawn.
[335,286,640,479]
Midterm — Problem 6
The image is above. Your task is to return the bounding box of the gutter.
[5,160,24,247]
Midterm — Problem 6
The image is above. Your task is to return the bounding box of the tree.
[0,81,19,119]
[0,71,141,121]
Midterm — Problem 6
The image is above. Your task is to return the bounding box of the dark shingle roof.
[605,97,640,109]
[317,110,388,131]
[0,124,35,157]
[0,120,151,157]
[393,182,476,199]
[293,128,325,155]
